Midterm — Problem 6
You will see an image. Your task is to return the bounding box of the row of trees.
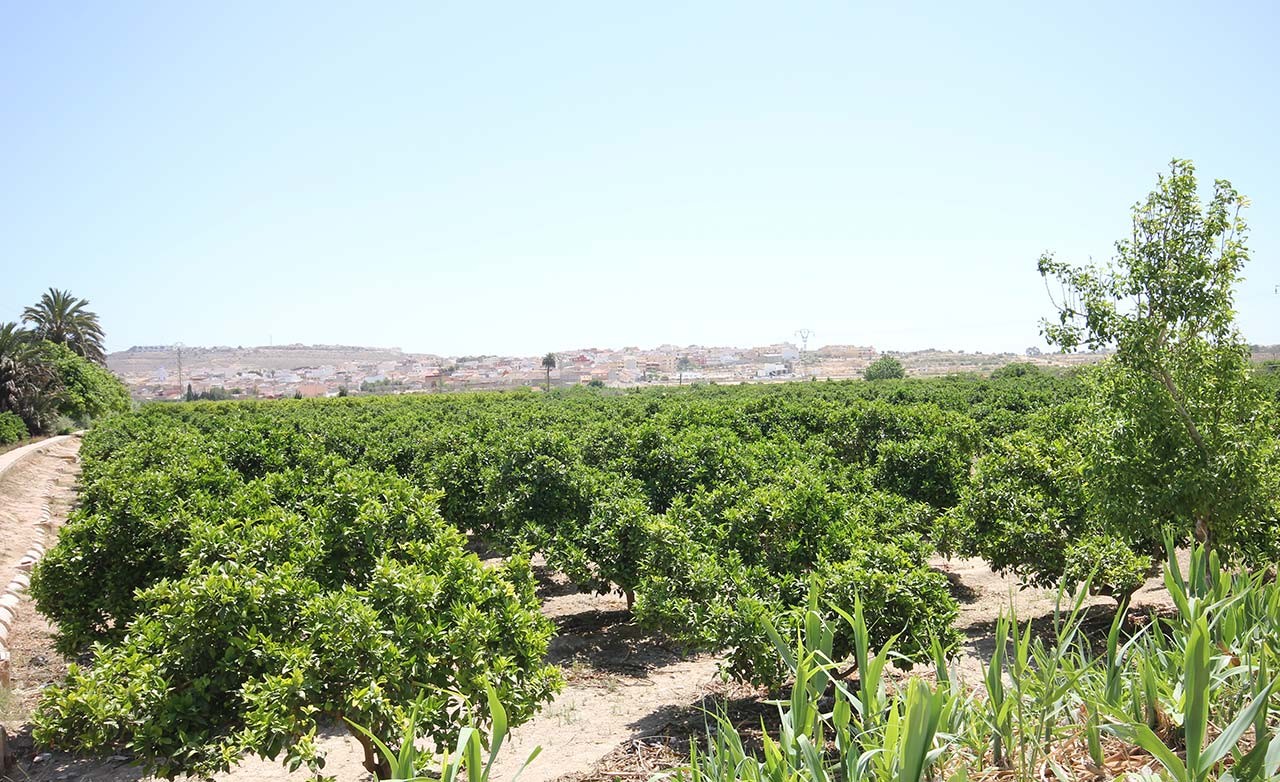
[29,358,1098,778]
[0,288,129,441]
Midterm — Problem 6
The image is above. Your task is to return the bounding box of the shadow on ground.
[559,682,776,782]
[959,599,1174,664]
[547,607,692,676]
[940,567,979,603]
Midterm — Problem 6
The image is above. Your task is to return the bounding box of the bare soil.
[933,553,1178,685]
[0,440,1178,782]
[0,438,78,600]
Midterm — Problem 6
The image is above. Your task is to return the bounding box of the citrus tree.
[34,483,559,780]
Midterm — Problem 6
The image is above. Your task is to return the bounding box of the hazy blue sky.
[3,2,1277,356]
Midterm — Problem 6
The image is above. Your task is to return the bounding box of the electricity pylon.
[794,329,814,378]
[175,342,185,399]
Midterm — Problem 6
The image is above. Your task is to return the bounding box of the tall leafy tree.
[39,341,132,424]
[864,355,905,381]
[1039,159,1280,563]
[0,322,61,433]
[22,287,107,364]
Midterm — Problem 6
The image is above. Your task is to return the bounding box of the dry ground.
[0,440,1178,782]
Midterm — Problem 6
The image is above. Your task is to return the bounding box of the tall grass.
[671,541,1280,781]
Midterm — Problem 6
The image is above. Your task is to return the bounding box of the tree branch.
[1155,365,1209,462]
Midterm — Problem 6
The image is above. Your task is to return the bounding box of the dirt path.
[932,554,1177,685]
[0,437,80,693]
[0,436,76,474]
[488,576,724,782]
[1,438,82,779]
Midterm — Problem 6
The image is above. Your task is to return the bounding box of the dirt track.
[0,437,80,694]
[0,439,1177,782]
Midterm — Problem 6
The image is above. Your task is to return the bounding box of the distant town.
[107,341,1124,401]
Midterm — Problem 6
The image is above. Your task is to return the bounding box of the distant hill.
[108,344,434,376]
[105,341,1280,390]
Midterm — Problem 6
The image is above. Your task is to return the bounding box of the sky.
[2,2,1278,357]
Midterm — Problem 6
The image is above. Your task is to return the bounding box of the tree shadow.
[531,562,582,599]
[587,684,778,776]
[546,607,689,676]
[1,725,145,782]
[462,533,503,560]
[958,599,1173,664]
[939,567,979,603]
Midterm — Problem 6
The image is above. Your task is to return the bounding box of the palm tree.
[22,288,107,364]
[0,322,61,433]
[541,352,557,391]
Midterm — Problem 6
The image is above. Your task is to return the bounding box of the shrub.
[34,550,560,779]
[539,471,653,607]
[32,431,244,652]
[0,410,27,444]
[873,431,974,508]
[953,429,1085,587]
[950,425,1155,601]
[630,424,752,512]
[1063,534,1151,604]
[636,496,959,687]
[718,538,960,687]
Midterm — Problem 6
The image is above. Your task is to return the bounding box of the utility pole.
[175,342,184,400]
[794,329,814,378]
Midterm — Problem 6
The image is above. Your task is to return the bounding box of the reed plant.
[671,541,1280,781]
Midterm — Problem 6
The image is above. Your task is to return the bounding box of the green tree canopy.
[1038,159,1280,563]
[864,355,906,381]
[39,341,130,425]
[22,287,107,364]
[990,362,1043,380]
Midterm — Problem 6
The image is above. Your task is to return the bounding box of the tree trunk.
[353,729,391,780]
[1193,511,1212,544]
[625,589,635,612]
